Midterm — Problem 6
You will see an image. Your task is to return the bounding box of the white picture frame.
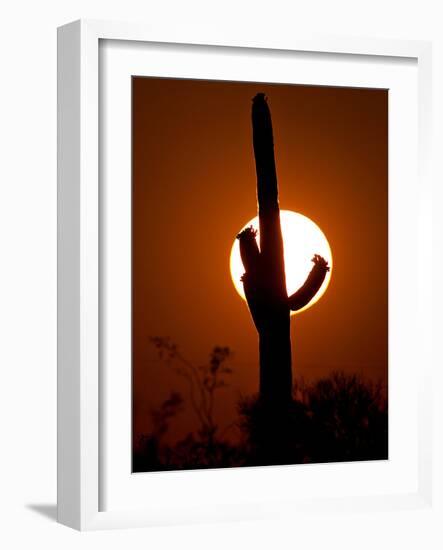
[57,19,433,531]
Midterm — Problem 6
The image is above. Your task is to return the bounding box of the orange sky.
[132,77,388,444]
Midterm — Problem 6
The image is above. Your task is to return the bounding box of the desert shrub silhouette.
[133,339,387,472]
[133,339,243,472]
[304,372,388,463]
[238,372,387,467]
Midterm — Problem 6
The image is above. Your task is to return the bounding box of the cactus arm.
[288,254,330,311]
[237,226,264,331]
[237,226,260,275]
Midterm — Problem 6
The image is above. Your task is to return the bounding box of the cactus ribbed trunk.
[258,318,292,404]
[252,94,292,404]
[237,94,330,406]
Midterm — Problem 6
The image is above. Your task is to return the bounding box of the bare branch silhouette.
[149,337,232,444]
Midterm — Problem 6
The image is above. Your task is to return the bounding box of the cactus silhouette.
[237,94,330,405]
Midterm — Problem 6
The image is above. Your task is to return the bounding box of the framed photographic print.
[57,20,433,530]
[131,79,386,471]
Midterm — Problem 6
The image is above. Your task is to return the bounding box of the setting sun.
[230,210,332,314]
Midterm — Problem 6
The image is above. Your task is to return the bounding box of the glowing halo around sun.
[230,210,333,315]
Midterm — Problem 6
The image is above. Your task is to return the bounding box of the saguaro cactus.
[237,94,330,405]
